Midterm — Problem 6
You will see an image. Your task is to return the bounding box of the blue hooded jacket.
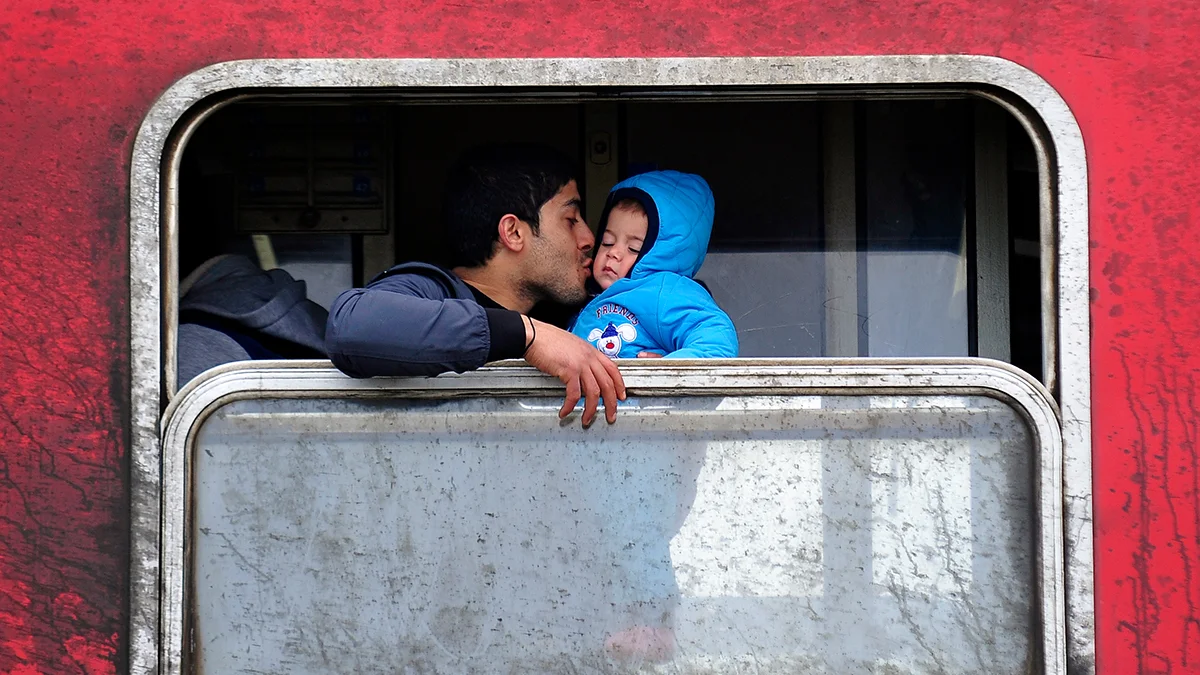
[570,171,739,358]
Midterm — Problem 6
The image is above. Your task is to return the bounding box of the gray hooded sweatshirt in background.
[177,254,328,386]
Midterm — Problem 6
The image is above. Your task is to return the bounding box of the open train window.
[131,58,1092,675]
[175,95,1042,387]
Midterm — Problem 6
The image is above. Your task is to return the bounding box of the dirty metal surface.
[189,392,1041,674]
[157,362,1066,674]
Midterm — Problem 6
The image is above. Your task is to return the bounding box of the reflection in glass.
[863,100,972,356]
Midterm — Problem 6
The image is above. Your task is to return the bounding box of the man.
[325,144,625,426]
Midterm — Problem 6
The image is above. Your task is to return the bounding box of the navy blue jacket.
[325,263,527,377]
[179,254,328,385]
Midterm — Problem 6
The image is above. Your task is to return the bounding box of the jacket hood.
[596,170,714,280]
[179,254,327,351]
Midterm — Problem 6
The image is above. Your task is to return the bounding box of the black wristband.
[484,308,527,362]
[523,317,537,355]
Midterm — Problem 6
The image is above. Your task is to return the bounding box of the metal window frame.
[128,56,1093,674]
[161,359,1064,674]
[974,100,1014,361]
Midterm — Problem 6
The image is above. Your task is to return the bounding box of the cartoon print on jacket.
[588,321,639,357]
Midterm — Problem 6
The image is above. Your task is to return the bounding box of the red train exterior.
[1,1,1197,673]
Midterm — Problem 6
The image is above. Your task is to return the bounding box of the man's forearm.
[326,287,500,377]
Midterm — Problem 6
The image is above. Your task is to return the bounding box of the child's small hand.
[636,351,664,358]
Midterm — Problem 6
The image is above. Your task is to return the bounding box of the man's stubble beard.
[522,234,590,307]
[520,271,588,307]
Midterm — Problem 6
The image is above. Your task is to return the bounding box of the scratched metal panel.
[191,394,1035,673]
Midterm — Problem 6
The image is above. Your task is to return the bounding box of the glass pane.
[623,101,825,357]
[192,394,1036,673]
[264,233,353,310]
[863,100,972,356]
[699,251,826,357]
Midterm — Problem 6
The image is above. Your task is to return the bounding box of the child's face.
[593,206,648,290]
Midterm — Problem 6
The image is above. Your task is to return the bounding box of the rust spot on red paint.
[1103,251,1130,296]
[63,635,118,675]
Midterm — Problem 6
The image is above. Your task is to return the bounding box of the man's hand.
[522,318,627,426]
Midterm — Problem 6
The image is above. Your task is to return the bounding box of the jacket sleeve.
[324,273,525,377]
[656,277,740,359]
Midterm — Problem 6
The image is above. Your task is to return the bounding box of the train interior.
[177,93,1044,379]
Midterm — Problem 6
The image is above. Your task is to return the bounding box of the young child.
[569,170,737,664]
[570,170,738,359]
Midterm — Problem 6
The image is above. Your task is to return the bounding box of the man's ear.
[496,213,528,253]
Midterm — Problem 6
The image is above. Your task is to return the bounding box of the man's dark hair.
[442,143,577,268]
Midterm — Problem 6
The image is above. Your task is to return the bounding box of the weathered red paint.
[0,0,1197,672]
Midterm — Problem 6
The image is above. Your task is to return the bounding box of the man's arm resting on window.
[325,274,526,377]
